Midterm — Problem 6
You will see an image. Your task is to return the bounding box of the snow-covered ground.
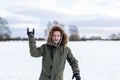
[0,41,120,80]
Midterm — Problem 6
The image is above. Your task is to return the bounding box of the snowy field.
[0,41,120,80]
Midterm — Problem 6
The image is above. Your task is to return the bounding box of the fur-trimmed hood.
[47,25,68,47]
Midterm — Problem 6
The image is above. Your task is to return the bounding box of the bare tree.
[0,17,11,39]
[69,25,78,35]
[109,33,120,40]
[69,25,80,41]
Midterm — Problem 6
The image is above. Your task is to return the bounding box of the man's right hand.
[72,73,81,80]
[27,28,35,37]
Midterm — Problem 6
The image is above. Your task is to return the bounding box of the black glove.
[72,73,81,80]
[27,28,34,37]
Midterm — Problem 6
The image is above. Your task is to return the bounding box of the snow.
[0,41,120,80]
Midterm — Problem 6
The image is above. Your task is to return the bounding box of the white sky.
[1,0,120,17]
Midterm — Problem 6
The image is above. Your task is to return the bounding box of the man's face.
[52,31,61,45]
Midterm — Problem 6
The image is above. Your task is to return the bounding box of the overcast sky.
[0,0,120,38]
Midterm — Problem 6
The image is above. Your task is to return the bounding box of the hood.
[47,25,68,47]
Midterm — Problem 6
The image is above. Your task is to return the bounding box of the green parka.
[28,26,80,80]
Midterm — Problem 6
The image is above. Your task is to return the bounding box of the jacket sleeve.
[67,47,80,74]
[28,36,44,57]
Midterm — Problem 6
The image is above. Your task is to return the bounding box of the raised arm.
[27,28,44,57]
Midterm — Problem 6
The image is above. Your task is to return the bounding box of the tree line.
[0,17,120,41]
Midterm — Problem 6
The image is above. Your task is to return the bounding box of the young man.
[27,25,81,80]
